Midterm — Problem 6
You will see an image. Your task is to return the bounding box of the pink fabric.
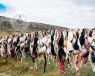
[81,29,90,66]
[20,43,25,50]
[30,40,34,47]
[83,56,88,67]
[88,37,93,45]
[57,28,60,45]
[20,37,25,43]
[81,48,89,57]
[84,38,89,49]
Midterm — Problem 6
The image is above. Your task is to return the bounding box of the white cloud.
[0,0,95,29]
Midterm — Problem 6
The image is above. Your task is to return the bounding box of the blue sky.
[0,4,6,12]
[0,0,95,29]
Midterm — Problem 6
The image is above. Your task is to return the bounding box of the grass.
[0,57,95,76]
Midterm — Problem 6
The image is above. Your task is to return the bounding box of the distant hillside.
[0,16,68,33]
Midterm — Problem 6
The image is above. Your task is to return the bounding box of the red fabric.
[28,33,31,38]
[58,61,66,73]
[12,47,14,56]
[76,51,81,69]
[57,54,66,73]
[61,61,66,73]
[58,28,60,35]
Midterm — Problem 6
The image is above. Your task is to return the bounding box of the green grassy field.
[0,56,95,76]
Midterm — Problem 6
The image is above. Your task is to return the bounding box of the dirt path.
[0,73,11,76]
